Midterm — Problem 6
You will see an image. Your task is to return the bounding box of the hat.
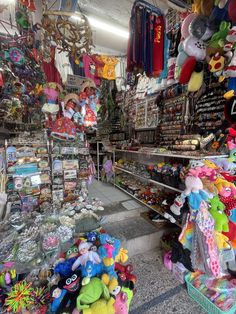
[64,93,79,106]
[81,80,96,92]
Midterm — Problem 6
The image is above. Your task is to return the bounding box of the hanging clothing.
[91,55,105,79]
[55,49,73,84]
[42,48,62,84]
[101,56,118,80]
[152,15,165,77]
[83,54,100,85]
[69,56,85,77]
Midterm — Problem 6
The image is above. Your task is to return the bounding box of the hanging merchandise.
[127,0,166,77]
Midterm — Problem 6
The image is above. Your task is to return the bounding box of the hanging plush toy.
[209,195,229,232]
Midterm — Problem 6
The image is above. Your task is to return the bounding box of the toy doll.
[72,242,101,271]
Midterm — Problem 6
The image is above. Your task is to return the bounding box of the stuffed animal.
[184,176,209,210]
[209,195,229,232]
[76,278,110,310]
[114,291,129,314]
[170,195,185,215]
[72,242,101,271]
[82,298,115,314]
[187,62,204,92]
[80,260,103,278]
[181,13,197,39]
[228,142,236,163]
[54,257,77,278]
[183,36,206,61]
[189,15,214,41]
[121,287,133,309]
[98,234,120,280]
[56,272,82,312]
[115,263,137,285]
[51,286,69,314]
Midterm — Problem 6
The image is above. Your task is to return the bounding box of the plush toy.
[228,141,236,163]
[76,278,110,310]
[86,232,97,243]
[187,62,204,92]
[176,42,189,67]
[72,242,101,271]
[115,263,137,284]
[98,234,120,280]
[80,260,103,278]
[54,257,77,278]
[181,13,197,39]
[114,291,129,314]
[184,176,209,210]
[189,15,214,41]
[170,195,185,215]
[56,272,82,312]
[50,286,69,314]
[208,21,231,49]
[209,195,229,232]
[178,56,197,84]
[115,248,129,264]
[183,36,206,61]
[82,298,115,314]
[121,287,133,309]
[201,0,214,16]
[209,53,225,74]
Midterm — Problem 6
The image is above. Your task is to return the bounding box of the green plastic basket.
[185,276,236,314]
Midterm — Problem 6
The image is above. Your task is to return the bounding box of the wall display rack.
[113,148,228,228]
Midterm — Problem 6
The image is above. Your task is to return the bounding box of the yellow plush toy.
[83,298,115,314]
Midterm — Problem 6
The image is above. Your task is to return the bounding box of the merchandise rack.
[114,149,228,160]
[114,148,228,228]
[114,165,183,193]
[114,183,181,228]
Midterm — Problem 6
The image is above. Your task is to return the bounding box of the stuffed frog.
[76,278,109,310]
[209,195,229,232]
[82,298,115,314]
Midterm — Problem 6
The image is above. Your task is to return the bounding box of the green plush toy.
[76,278,110,310]
[83,298,115,314]
[209,195,229,232]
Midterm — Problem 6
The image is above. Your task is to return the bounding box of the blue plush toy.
[80,260,103,278]
[98,234,121,279]
[54,257,77,278]
[87,231,97,243]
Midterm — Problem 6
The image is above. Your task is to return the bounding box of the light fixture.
[72,14,129,39]
[88,16,129,39]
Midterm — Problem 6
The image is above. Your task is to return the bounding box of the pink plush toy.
[114,292,128,314]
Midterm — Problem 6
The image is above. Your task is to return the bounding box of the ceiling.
[0,0,170,55]
[79,0,169,54]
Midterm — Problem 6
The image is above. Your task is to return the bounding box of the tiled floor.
[89,180,131,205]
[89,181,205,314]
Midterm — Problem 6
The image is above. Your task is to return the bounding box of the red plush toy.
[115,263,137,284]
[228,0,236,24]
[179,56,197,84]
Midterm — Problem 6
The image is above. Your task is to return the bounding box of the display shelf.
[114,183,181,228]
[115,166,183,193]
[114,149,228,160]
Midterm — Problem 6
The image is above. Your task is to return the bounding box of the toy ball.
[183,36,206,61]
[228,0,236,23]
[189,15,214,41]
[181,13,197,39]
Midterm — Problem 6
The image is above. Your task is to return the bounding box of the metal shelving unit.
[114,183,181,228]
[114,149,228,160]
[115,166,183,193]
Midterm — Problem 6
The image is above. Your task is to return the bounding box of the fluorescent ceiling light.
[72,14,129,39]
[88,16,129,39]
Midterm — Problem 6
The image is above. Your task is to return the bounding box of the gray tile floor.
[89,181,206,314]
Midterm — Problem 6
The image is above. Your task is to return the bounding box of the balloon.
[183,36,206,61]
[228,0,236,23]
[181,13,197,39]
